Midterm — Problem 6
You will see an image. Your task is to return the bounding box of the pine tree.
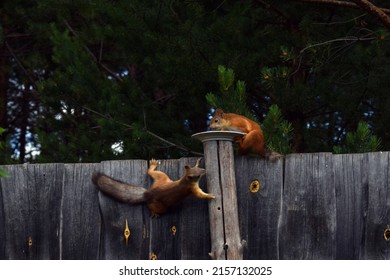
[262,105,293,155]
[1,0,390,163]
[206,65,254,119]
[333,122,381,154]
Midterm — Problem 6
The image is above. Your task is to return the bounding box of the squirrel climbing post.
[192,131,246,260]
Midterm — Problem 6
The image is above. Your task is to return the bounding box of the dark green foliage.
[333,122,381,154]
[262,105,293,155]
[206,65,254,119]
[1,1,390,163]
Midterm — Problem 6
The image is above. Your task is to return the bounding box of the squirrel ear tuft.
[215,108,224,117]
[195,158,202,167]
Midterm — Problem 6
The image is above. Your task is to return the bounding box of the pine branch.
[297,0,356,8]
[5,41,39,100]
[63,20,123,82]
[82,106,204,156]
[296,0,390,14]
[299,35,376,54]
[292,34,376,76]
[295,0,390,22]
[5,42,34,86]
[351,0,390,28]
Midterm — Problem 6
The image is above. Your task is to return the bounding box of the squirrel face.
[210,108,247,132]
[184,165,206,183]
[184,157,206,183]
[209,108,225,130]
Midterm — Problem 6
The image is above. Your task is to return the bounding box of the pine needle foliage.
[333,122,381,154]
[262,105,293,155]
[206,65,254,119]
[207,65,293,154]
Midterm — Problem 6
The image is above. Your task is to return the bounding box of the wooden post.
[192,131,246,260]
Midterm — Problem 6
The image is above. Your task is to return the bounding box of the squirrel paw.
[150,213,160,219]
[149,158,160,167]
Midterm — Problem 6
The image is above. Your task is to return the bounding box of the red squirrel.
[92,158,215,217]
[210,108,281,159]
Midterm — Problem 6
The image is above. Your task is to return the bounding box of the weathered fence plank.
[279,153,336,259]
[1,152,390,260]
[178,157,211,260]
[0,174,5,258]
[61,163,101,259]
[98,160,149,260]
[334,153,367,259]
[235,156,283,260]
[218,141,245,259]
[149,159,181,260]
[0,164,63,259]
[365,152,390,259]
[203,140,225,260]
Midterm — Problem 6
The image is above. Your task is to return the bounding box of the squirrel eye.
[214,119,219,123]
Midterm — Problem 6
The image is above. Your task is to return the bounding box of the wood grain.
[218,141,244,259]
[61,163,101,259]
[334,153,367,259]
[1,152,389,259]
[0,164,63,259]
[365,152,390,259]
[98,160,149,260]
[279,153,336,259]
[235,155,283,259]
[203,140,225,260]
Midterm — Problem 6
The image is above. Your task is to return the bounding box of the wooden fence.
[0,152,389,260]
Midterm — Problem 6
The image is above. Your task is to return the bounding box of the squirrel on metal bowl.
[209,108,282,160]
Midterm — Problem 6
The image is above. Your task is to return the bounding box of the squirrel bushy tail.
[92,172,146,204]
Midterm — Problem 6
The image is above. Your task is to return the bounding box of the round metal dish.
[191,131,245,142]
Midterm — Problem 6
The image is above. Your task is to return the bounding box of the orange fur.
[144,159,215,217]
[93,158,215,217]
[210,109,265,156]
